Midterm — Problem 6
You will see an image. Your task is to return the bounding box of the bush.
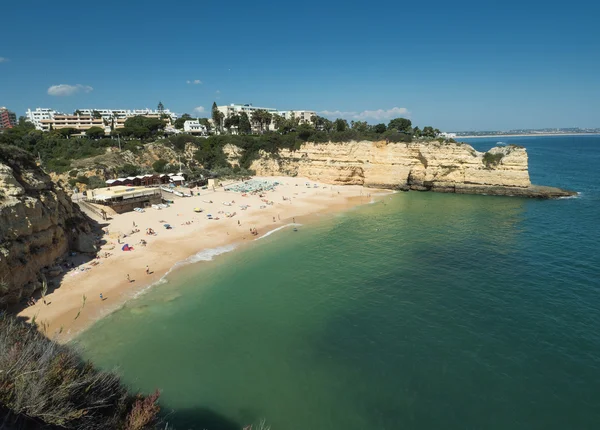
[119,163,142,177]
[483,152,504,167]
[152,159,168,173]
[0,314,164,429]
[88,175,106,189]
[76,175,90,185]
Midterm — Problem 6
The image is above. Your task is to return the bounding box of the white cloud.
[187,79,202,84]
[193,106,206,114]
[215,90,220,94]
[47,84,93,96]
[0,57,9,63]
[319,107,410,122]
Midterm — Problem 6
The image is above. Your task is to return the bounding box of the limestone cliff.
[0,145,94,306]
[224,140,573,198]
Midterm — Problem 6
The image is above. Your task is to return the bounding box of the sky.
[1,0,599,131]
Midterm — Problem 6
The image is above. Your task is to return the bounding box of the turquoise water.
[77,136,600,429]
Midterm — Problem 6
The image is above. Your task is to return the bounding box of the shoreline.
[18,177,389,343]
[457,132,600,139]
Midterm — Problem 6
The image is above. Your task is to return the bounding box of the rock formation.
[224,140,574,198]
[0,145,95,306]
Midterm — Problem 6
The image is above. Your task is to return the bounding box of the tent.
[122,244,134,251]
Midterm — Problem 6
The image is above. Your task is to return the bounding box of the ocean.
[77,135,600,430]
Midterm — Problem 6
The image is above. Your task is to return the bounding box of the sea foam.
[255,223,301,240]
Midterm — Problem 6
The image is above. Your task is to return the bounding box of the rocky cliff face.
[0,146,94,306]
[224,140,572,197]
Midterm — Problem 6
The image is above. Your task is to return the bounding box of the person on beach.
[293,217,296,223]
[238,220,240,226]
[146,265,150,275]
[99,293,103,300]
[273,216,276,222]
[127,274,131,282]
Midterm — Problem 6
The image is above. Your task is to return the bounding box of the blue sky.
[1,0,598,131]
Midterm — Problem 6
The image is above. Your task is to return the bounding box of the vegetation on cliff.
[0,313,165,430]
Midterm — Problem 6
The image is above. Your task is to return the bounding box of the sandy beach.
[18,176,388,342]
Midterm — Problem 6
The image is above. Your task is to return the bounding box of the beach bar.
[85,186,163,214]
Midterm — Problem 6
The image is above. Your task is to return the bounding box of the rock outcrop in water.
[224,140,574,198]
[0,145,94,306]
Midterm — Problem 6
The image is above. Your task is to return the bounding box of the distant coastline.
[458,133,600,139]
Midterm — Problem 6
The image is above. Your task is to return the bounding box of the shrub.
[88,175,106,189]
[76,175,90,185]
[0,314,163,429]
[483,152,504,168]
[152,159,168,173]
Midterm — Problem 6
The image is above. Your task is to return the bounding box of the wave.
[132,244,238,300]
[558,192,582,200]
[255,223,301,240]
[181,244,238,264]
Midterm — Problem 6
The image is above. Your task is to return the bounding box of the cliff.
[0,145,95,306]
[224,140,574,198]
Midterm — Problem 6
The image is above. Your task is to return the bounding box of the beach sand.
[18,176,388,343]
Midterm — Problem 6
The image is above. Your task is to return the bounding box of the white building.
[77,108,177,122]
[216,104,316,132]
[439,132,457,138]
[26,108,60,130]
[25,107,178,133]
[183,120,207,135]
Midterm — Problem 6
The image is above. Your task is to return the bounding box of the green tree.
[351,120,369,133]
[152,158,169,173]
[413,126,422,138]
[238,112,252,134]
[224,113,240,133]
[119,163,141,176]
[85,126,105,139]
[56,128,79,138]
[17,116,35,129]
[87,175,106,189]
[251,109,272,132]
[157,101,165,114]
[73,109,82,115]
[388,118,412,133]
[373,123,387,133]
[334,118,348,132]
[211,102,224,132]
[174,113,193,129]
[91,110,102,119]
[273,114,286,131]
[121,116,165,139]
[198,117,212,133]
[422,126,436,138]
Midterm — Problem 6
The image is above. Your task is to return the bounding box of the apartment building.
[216,104,316,131]
[77,108,177,122]
[26,107,177,134]
[0,107,17,129]
[38,114,104,133]
[26,108,59,130]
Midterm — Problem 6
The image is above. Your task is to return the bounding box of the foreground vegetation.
[0,313,166,429]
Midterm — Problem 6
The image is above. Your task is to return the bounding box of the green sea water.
[77,136,600,429]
